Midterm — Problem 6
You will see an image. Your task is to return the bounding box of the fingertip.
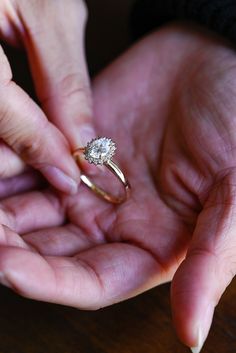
[171,259,215,350]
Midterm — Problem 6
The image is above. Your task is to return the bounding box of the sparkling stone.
[84,137,116,165]
[90,139,111,159]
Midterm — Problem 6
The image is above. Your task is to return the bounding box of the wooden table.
[0,279,235,353]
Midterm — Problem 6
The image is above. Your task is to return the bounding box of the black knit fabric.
[131,0,236,43]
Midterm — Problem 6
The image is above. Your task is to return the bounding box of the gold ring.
[73,137,131,204]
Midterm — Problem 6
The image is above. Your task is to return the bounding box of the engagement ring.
[73,137,131,204]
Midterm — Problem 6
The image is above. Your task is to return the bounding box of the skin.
[0,0,94,192]
[0,23,236,350]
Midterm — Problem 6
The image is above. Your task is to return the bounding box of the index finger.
[15,0,95,149]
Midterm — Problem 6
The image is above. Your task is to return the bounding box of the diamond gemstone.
[84,137,116,165]
[90,139,110,159]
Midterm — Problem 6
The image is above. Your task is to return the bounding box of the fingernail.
[78,124,96,147]
[190,327,203,353]
[190,303,214,353]
[42,166,78,194]
[0,272,12,289]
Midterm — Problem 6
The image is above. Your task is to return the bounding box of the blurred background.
[86,0,135,74]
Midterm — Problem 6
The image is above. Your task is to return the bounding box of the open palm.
[1,24,236,349]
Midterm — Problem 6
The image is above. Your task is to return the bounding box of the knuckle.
[59,72,92,102]
[41,71,92,114]
[7,122,47,166]
[13,134,44,166]
[0,121,41,165]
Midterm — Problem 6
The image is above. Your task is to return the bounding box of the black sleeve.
[131,0,236,42]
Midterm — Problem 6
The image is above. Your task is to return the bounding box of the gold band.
[73,146,131,204]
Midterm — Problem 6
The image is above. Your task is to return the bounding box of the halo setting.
[73,136,130,203]
[84,137,116,165]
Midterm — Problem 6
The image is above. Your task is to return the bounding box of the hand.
[0,24,236,351]
[0,0,94,192]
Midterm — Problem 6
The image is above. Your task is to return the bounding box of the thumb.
[0,80,80,194]
[171,171,236,352]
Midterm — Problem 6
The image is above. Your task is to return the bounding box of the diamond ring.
[73,137,131,204]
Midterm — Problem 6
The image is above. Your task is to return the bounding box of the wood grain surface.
[0,278,235,353]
